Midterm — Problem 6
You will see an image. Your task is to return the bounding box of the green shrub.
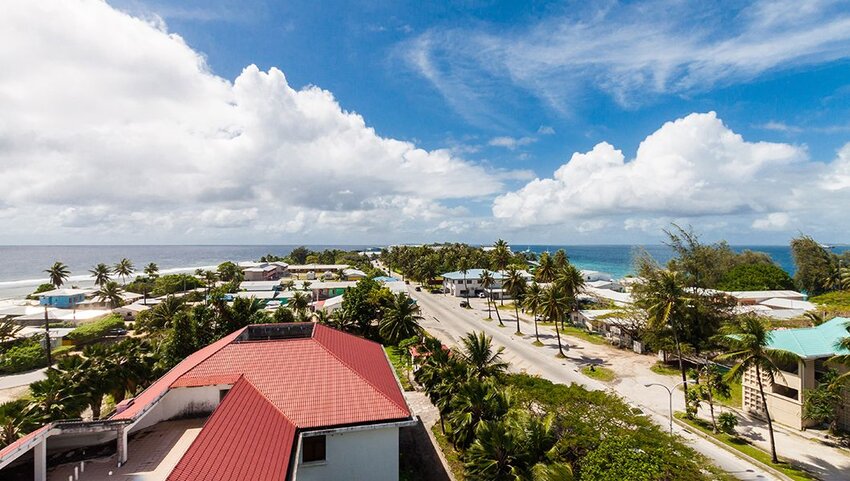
[717,263,794,291]
[718,412,738,435]
[27,283,56,300]
[64,315,125,344]
[51,345,76,359]
[126,274,203,296]
[0,336,48,374]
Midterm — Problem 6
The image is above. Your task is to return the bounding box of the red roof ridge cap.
[226,375,300,428]
[112,326,248,420]
[310,333,410,415]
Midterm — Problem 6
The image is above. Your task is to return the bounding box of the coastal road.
[0,367,46,390]
[405,285,780,481]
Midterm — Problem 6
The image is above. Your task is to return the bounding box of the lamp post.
[644,380,694,434]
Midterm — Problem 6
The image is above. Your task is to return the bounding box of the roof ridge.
[166,327,248,389]
[311,330,409,415]
[234,375,299,428]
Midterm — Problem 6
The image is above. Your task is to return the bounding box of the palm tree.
[447,378,510,449]
[458,257,471,305]
[44,262,70,288]
[555,263,585,329]
[113,258,134,285]
[289,291,311,316]
[502,267,527,335]
[523,282,544,344]
[379,293,423,344]
[479,270,495,320]
[553,249,568,270]
[96,281,124,308]
[717,314,800,464]
[89,263,111,287]
[144,262,160,278]
[535,252,555,283]
[281,280,295,292]
[540,286,569,358]
[491,239,511,273]
[458,331,508,379]
[640,269,691,394]
[0,319,22,343]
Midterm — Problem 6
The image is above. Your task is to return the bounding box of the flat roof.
[287,264,350,271]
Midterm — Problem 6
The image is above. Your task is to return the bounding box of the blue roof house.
[38,288,89,309]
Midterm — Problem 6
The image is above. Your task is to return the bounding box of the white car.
[478,292,488,298]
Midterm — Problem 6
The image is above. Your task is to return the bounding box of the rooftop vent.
[238,323,315,342]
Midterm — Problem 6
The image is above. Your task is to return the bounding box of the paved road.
[405,284,780,481]
[0,367,46,390]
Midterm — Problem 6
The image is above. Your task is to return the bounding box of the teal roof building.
[767,317,850,360]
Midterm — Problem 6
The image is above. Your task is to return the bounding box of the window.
[771,383,798,401]
[302,435,326,463]
[219,389,230,402]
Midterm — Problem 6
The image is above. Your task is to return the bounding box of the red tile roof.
[112,328,247,420]
[139,323,409,480]
[167,376,296,481]
[0,425,49,466]
[177,324,409,427]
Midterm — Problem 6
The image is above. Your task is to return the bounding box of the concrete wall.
[294,426,399,481]
[129,385,230,434]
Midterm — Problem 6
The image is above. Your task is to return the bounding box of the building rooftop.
[727,290,805,300]
[105,323,410,479]
[767,317,850,359]
[36,288,92,297]
[287,264,350,271]
[442,269,533,281]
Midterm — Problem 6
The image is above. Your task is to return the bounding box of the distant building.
[0,323,414,481]
[741,317,850,431]
[36,288,90,308]
[441,269,532,298]
[243,263,285,281]
[342,268,368,280]
[113,302,151,321]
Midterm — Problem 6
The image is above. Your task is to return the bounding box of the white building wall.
[128,385,231,434]
[294,426,399,481]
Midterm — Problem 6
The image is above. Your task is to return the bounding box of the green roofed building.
[742,317,850,431]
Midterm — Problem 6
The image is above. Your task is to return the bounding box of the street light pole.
[645,380,693,434]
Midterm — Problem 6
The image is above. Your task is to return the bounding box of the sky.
[1,0,850,246]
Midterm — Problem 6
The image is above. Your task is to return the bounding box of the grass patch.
[650,361,681,376]
[675,413,817,481]
[538,322,608,345]
[809,291,850,317]
[496,302,518,311]
[581,365,616,382]
[430,423,465,480]
[64,314,125,344]
[715,379,742,409]
[385,346,415,391]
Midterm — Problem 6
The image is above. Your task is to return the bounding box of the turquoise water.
[514,244,850,279]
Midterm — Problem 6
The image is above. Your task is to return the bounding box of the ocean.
[1,244,847,300]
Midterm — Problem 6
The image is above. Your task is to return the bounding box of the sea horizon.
[3,243,847,300]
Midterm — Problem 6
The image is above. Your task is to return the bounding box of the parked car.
[414,286,421,291]
[460,301,470,308]
[430,288,442,294]
[478,292,487,298]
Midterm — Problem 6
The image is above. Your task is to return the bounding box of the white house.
[0,323,414,481]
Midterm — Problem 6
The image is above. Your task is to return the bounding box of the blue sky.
[2,0,850,245]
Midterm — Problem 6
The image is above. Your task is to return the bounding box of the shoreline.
[0,263,220,301]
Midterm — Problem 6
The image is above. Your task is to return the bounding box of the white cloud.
[752,212,792,231]
[404,0,850,112]
[757,121,803,133]
[493,112,819,228]
[0,0,513,243]
[488,136,537,150]
[537,126,556,135]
